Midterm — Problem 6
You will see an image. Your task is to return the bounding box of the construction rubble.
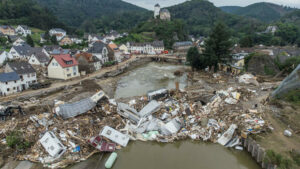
[0,76,272,168]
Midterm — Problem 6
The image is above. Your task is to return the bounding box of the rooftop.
[0,72,20,83]
[52,54,78,68]
[7,61,36,75]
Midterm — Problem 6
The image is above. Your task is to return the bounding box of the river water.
[71,62,260,169]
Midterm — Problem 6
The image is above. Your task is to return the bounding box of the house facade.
[87,41,109,64]
[0,25,16,36]
[0,51,13,66]
[49,28,66,41]
[9,44,32,59]
[15,25,31,37]
[173,41,193,51]
[127,41,164,54]
[48,54,80,80]
[119,44,129,54]
[5,61,37,90]
[0,72,22,96]
[59,36,73,46]
[12,38,26,46]
[75,52,101,73]
[28,50,50,67]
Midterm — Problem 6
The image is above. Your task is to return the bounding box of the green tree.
[276,23,299,44]
[44,31,50,41]
[50,35,58,45]
[240,35,254,47]
[26,35,34,47]
[0,37,8,46]
[202,22,233,71]
[186,47,205,71]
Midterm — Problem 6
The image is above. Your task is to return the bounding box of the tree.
[276,23,300,44]
[240,35,254,48]
[50,35,58,45]
[44,31,50,41]
[296,38,300,47]
[202,22,233,71]
[26,35,34,47]
[0,37,8,46]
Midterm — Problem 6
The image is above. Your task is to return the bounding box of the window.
[13,87,16,90]
[32,73,35,77]
[5,82,8,85]
[14,81,16,83]
[73,72,76,76]
[67,74,71,77]
[66,68,70,71]
[7,88,10,91]
[32,59,35,62]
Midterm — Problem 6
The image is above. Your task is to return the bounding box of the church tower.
[154,4,160,19]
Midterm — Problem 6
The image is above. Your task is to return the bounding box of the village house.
[0,72,22,96]
[43,45,61,55]
[9,44,32,59]
[173,41,193,51]
[75,52,101,73]
[49,28,66,41]
[28,48,50,67]
[0,25,16,36]
[5,61,37,90]
[105,30,121,41]
[12,38,26,46]
[0,51,13,66]
[119,44,129,54]
[15,25,31,37]
[127,41,164,55]
[87,41,109,64]
[69,35,83,44]
[59,36,73,46]
[88,34,106,43]
[50,49,70,56]
[47,54,80,80]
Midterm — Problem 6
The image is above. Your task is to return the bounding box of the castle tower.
[154,4,160,19]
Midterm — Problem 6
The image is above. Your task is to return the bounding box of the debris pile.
[0,82,270,168]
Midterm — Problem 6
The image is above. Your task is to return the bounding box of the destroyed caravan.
[55,90,107,119]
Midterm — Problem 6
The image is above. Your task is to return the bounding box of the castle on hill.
[154,4,171,21]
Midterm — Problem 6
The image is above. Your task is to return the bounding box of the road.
[0,55,138,102]
[0,53,188,102]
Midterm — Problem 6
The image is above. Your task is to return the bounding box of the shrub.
[264,150,294,169]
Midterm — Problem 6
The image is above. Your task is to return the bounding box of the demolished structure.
[0,73,273,168]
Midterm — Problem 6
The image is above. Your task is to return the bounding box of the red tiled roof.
[52,54,78,68]
[75,52,93,62]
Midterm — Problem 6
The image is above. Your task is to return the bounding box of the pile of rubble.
[0,74,270,168]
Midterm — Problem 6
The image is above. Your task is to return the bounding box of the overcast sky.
[123,0,300,10]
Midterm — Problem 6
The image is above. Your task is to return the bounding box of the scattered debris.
[284,130,292,137]
[100,126,130,147]
[105,152,118,169]
[39,131,66,158]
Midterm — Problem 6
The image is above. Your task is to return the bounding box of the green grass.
[282,89,300,106]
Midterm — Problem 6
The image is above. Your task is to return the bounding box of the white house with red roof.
[47,54,80,80]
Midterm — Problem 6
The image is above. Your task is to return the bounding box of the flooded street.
[71,62,260,169]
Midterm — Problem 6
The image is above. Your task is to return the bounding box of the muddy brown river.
[70,62,260,169]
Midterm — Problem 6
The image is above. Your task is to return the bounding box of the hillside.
[280,9,300,28]
[0,0,65,30]
[35,0,151,32]
[220,2,295,22]
[220,6,242,14]
[167,0,263,36]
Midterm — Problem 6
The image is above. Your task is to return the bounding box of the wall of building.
[0,80,22,96]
